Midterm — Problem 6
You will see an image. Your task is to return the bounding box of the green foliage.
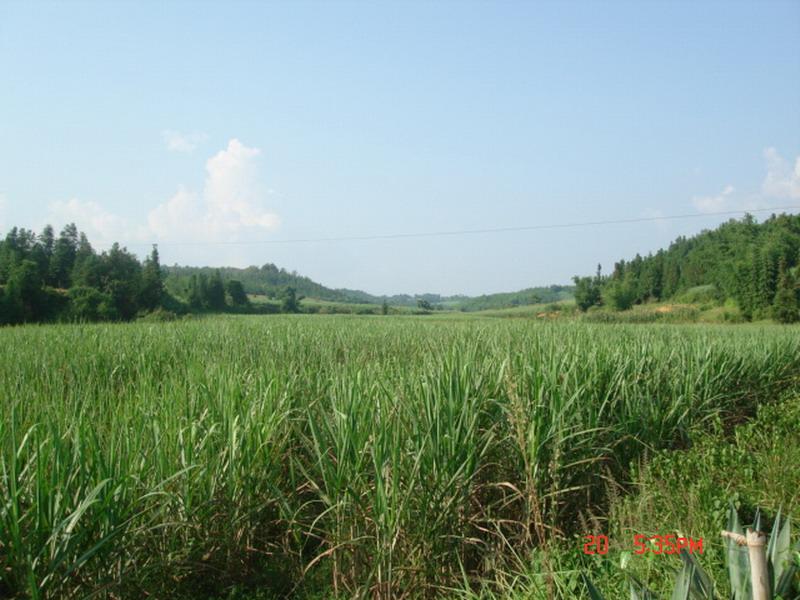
[772,260,799,324]
[225,279,249,307]
[674,284,724,305]
[138,245,164,311]
[49,223,79,288]
[164,262,358,304]
[4,259,44,322]
[68,286,118,321]
[603,275,637,311]
[137,307,179,322]
[1,318,799,597]
[280,286,301,313]
[576,214,800,322]
[582,305,700,323]
[206,270,226,311]
[446,285,573,311]
[573,264,603,311]
[0,225,184,325]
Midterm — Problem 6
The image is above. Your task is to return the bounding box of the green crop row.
[1,316,798,598]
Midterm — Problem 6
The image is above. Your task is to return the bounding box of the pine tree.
[50,223,79,289]
[187,274,204,309]
[139,245,164,310]
[206,270,226,311]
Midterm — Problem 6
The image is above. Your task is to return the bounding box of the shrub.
[68,286,118,321]
[603,279,636,311]
[138,308,178,322]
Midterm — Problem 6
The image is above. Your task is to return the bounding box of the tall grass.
[0,317,798,598]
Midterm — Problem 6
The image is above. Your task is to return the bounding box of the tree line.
[0,224,303,325]
[572,213,800,323]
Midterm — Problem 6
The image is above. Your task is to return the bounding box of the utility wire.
[126,205,800,246]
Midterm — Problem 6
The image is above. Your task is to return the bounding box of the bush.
[603,280,636,311]
[68,286,118,322]
[675,284,723,305]
[138,308,178,322]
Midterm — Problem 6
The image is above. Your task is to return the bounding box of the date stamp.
[582,534,703,555]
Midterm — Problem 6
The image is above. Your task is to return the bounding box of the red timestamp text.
[582,534,703,555]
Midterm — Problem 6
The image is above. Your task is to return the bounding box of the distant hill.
[163,263,573,310]
[163,263,357,303]
[443,286,573,311]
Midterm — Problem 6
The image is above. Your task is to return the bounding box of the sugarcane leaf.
[628,573,657,600]
[681,549,714,599]
[775,540,800,597]
[726,502,750,600]
[582,573,606,600]
[671,561,693,600]
[767,508,791,594]
[754,507,763,534]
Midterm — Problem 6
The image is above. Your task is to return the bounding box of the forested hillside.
[573,213,800,322]
[164,264,357,303]
[0,223,570,324]
[0,224,282,325]
[444,286,573,311]
[0,224,168,324]
[164,265,572,310]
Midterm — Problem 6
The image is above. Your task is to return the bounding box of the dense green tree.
[69,286,118,321]
[206,270,226,311]
[281,286,301,313]
[100,243,143,320]
[573,264,603,311]
[226,279,249,307]
[772,259,799,324]
[603,275,636,311]
[139,246,164,310]
[187,274,204,310]
[5,259,44,322]
[578,214,800,320]
[50,223,79,288]
[37,225,56,284]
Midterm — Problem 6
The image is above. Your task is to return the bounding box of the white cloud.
[762,147,800,199]
[689,148,800,216]
[41,139,279,253]
[162,129,209,153]
[147,138,280,241]
[47,198,146,247]
[692,184,735,213]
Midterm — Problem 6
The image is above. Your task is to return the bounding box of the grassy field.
[1,316,799,598]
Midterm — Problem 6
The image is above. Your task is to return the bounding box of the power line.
[126,205,800,247]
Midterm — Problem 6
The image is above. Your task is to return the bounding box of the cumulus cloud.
[689,148,800,216]
[162,129,209,153]
[147,138,280,241]
[692,184,736,213]
[47,198,146,246]
[40,139,279,252]
[762,147,800,199]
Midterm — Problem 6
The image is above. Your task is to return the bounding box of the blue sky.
[1,0,799,295]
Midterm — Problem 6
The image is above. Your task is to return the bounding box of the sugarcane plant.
[582,504,799,600]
